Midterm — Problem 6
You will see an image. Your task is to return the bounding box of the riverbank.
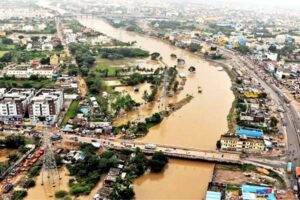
[78,17,234,199]
[102,18,239,134]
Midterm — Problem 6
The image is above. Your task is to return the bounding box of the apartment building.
[28,89,64,123]
[0,88,35,121]
[220,135,265,153]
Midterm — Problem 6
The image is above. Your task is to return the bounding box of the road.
[219,47,300,187]
[55,16,88,97]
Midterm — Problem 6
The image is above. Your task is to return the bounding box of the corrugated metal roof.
[205,191,221,200]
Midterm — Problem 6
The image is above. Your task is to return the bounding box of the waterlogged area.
[79,18,234,199]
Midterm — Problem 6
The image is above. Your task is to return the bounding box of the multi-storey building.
[220,135,265,153]
[5,64,54,78]
[0,88,35,121]
[28,89,64,123]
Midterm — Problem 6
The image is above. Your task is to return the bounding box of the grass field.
[94,64,118,76]
[0,51,8,58]
[61,100,79,126]
[0,40,15,50]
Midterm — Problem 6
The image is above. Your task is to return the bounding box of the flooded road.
[79,18,234,199]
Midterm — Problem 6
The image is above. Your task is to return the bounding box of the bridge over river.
[63,134,284,171]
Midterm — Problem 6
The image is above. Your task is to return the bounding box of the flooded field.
[79,18,234,199]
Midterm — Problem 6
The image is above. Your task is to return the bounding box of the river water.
[78,18,234,199]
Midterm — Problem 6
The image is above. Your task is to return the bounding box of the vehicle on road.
[145,143,157,149]
[287,162,292,173]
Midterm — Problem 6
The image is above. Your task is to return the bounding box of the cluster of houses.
[0,16,55,33]
[94,154,129,200]
[165,19,300,101]
[0,88,64,124]
[62,26,111,46]
[219,67,284,154]
[62,97,112,135]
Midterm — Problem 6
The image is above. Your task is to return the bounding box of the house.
[50,54,59,65]
[0,31,6,37]
[42,43,53,51]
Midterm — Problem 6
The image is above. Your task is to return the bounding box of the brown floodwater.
[25,166,106,200]
[79,18,234,200]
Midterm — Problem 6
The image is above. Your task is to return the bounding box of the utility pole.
[40,119,60,187]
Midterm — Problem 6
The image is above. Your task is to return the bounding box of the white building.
[90,35,111,46]
[0,88,35,121]
[28,89,64,124]
[22,25,34,32]
[41,43,53,51]
[5,64,54,78]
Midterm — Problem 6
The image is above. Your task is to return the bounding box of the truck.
[145,144,157,150]
[296,167,300,178]
[287,162,292,173]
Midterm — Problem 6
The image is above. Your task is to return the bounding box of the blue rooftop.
[205,191,221,200]
[236,127,263,138]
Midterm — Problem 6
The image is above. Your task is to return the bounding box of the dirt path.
[78,77,88,97]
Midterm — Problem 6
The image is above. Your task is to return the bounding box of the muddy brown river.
[78,18,234,199]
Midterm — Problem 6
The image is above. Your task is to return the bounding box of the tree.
[173,81,179,93]
[7,153,19,163]
[29,74,39,80]
[68,67,78,76]
[30,36,40,42]
[259,92,267,98]
[4,135,25,149]
[28,165,42,177]
[24,179,36,188]
[80,65,89,76]
[55,190,68,198]
[12,190,27,200]
[142,90,149,103]
[269,44,277,53]
[40,57,50,65]
[150,52,160,60]
[80,143,97,154]
[188,43,201,52]
[2,38,13,45]
[54,44,64,51]
[22,82,33,88]
[270,116,279,127]
[149,151,168,173]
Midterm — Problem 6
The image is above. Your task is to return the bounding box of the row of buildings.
[0,88,63,123]
[5,64,57,79]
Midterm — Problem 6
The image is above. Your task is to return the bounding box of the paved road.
[63,134,242,163]
[219,48,300,187]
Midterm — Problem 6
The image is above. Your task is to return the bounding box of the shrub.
[55,190,68,198]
